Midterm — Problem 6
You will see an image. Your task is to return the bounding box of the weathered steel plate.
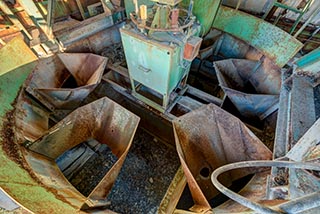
[287,117,320,162]
[14,92,50,142]
[270,52,320,201]
[55,13,114,46]
[286,115,320,199]
[212,6,303,67]
[173,104,272,209]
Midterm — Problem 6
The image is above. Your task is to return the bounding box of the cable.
[211,160,320,214]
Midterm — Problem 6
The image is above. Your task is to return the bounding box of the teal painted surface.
[213,6,303,67]
[168,47,188,93]
[121,28,185,95]
[180,0,222,36]
[295,48,320,73]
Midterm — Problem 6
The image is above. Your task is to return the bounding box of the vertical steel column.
[46,0,55,40]
[235,0,242,10]
[75,0,86,20]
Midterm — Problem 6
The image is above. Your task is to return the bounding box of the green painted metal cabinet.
[120,27,188,110]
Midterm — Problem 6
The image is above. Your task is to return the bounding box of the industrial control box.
[120,0,201,112]
[120,26,189,110]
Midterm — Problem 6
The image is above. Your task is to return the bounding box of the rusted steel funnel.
[26,53,107,110]
[173,104,272,209]
[214,59,279,120]
[26,97,140,204]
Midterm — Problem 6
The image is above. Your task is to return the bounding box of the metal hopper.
[173,104,272,210]
[26,53,107,110]
[24,97,140,208]
[214,59,279,120]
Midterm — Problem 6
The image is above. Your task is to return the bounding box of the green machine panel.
[120,1,201,111]
[120,27,186,98]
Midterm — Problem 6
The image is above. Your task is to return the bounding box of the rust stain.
[1,109,23,166]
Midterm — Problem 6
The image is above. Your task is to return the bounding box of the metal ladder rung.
[273,2,304,14]
[263,0,314,34]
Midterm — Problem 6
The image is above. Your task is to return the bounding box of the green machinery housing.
[121,0,205,112]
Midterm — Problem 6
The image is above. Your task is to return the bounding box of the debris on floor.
[107,129,180,213]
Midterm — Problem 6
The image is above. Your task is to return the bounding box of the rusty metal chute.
[26,53,107,110]
[173,103,272,210]
[24,97,140,207]
[214,59,280,120]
